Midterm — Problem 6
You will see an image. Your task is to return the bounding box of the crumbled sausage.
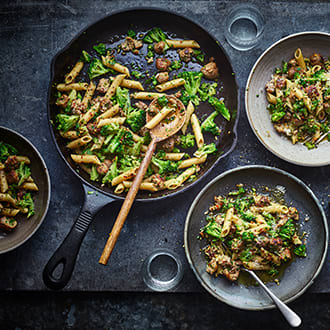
[287,67,296,79]
[310,53,323,66]
[201,61,219,80]
[178,47,194,62]
[288,58,298,67]
[6,170,19,184]
[158,137,175,152]
[100,97,113,112]
[96,162,109,175]
[276,77,286,89]
[87,122,100,135]
[255,196,270,207]
[97,78,110,93]
[71,98,86,114]
[135,101,148,110]
[174,91,182,98]
[155,72,169,84]
[121,37,143,54]
[4,156,19,170]
[55,94,69,108]
[154,41,166,54]
[265,80,275,93]
[155,58,171,71]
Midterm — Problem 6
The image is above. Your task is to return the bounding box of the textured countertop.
[0,0,329,329]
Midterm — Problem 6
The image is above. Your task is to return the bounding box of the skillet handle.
[43,185,113,290]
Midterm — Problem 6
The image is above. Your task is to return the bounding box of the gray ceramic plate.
[184,166,328,310]
[246,32,330,166]
[0,126,51,254]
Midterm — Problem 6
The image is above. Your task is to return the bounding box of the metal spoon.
[99,95,186,265]
[243,268,302,327]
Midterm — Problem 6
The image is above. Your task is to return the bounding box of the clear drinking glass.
[142,249,183,292]
[224,4,265,51]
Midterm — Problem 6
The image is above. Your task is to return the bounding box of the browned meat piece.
[206,258,218,275]
[324,102,330,111]
[0,216,17,231]
[174,91,182,98]
[100,97,113,112]
[139,126,149,137]
[17,190,26,200]
[310,53,323,66]
[305,85,319,98]
[121,37,143,54]
[158,137,175,152]
[256,235,270,248]
[135,101,148,110]
[87,122,100,135]
[284,112,292,121]
[71,99,86,114]
[288,58,297,67]
[155,72,169,84]
[269,238,283,246]
[4,156,19,170]
[97,78,110,93]
[154,41,166,54]
[6,170,19,184]
[150,174,165,189]
[103,159,112,168]
[276,77,286,89]
[288,207,299,220]
[178,47,194,62]
[280,248,291,261]
[265,80,275,93]
[155,58,171,71]
[55,94,69,108]
[255,196,270,207]
[96,162,109,175]
[133,39,143,49]
[231,239,244,253]
[287,67,297,79]
[223,267,240,282]
[201,61,219,80]
[292,117,304,126]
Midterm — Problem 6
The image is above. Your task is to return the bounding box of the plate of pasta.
[184,166,328,310]
[0,126,50,254]
[246,32,330,166]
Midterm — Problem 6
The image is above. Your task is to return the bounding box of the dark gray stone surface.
[0,0,329,299]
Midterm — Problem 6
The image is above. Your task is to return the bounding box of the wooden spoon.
[99,95,186,265]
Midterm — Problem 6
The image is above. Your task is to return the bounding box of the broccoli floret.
[179,134,195,148]
[208,96,230,121]
[151,157,179,175]
[156,149,167,159]
[198,82,217,101]
[193,49,204,63]
[100,123,120,136]
[16,192,35,218]
[127,29,136,38]
[81,50,91,63]
[193,143,217,158]
[178,71,203,106]
[17,162,31,186]
[107,129,134,154]
[90,165,99,181]
[202,221,222,239]
[56,114,79,132]
[157,95,168,108]
[102,156,118,184]
[294,244,306,257]
[143,27,167,44]
[278,219,295,240]
[88,58,110,80]
[0,142,17,162]
[131,71,145,79]
[119,155,141,172]
[93,43,107,56]
[126,109,146,133]
[271,112,286,122]
[170,60,183,71]
[116,87,131,113]
[201,111,221,135]
[127,138,143,157]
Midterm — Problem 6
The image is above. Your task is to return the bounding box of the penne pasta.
[165,166,197,190]
[79,102,100,125]
[294,48,306,71]
[57,83,88,92]
[65,61,84,84]
[71,154,101,165]
[178,154,207,169]
[111,167,139,186]
[0,208,20,217]
[96,104,120,122]
[181,101,194,134]
[122,181,158,192]
[82,81,96,108]
[0,170,8,193]
[20,182,39,191]
[145,106,174,129]
[104,74,126,99]
[109,77,144,91]
[191,114,204,149]
[102,55,130,76]
[60,130,80,140]
[97,117,126,128]
[221,207,234,237]
[66,135,92,150]
[165,39,200,48]
[131,92,166,100]
[155,78,185,92]
[163,153,185,161]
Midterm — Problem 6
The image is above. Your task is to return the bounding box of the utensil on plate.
[43,8,239,290]
[99,95,186,265]
[184,165,328,310]
[242,268,301,327]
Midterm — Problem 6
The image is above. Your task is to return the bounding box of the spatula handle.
[99,138,157,265]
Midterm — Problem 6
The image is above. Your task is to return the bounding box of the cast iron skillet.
[0,126,50,254]
[43,8,239,290]
[184,166,328,310]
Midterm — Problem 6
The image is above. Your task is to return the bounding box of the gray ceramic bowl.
[184,166,328,310]
[246,32,330,166]
[0,126,51,254]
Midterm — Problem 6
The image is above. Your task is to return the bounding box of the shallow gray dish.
[184,166,328,310]
[0,126,51,254]
[246,32,330,166]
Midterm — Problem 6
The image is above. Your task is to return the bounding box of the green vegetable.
[239,249,252,262]
[0,142,17,162]
[107,129,134,154]
[127,29,136,38]
[193,49,204,63]
[102,156,118,184]
[17,192,35,218]
[170,60,182,71]
[304,142,315,150]
[203,221,222,239]
[282,61,288,74]
[116,87,131,113]
[294,244,306,257]
[93,43,107,56]
[90,165,99,181]
[178,71,203,106]
[179,134,195,148]
[229,186,246,196]
[100,123,120,136]
[157,95,169,108]
[242,231,255,241]
[240,211,256,222]
[119,155,140,173]
[198,82,217,101]
[143,27,167,44]
[56,114,79,133]
[194,143,217,158]
[131,71,145,79]
[268,268,279,276]
[201,111,221,135]
[127,138,143,157]
[126,109,146,133]
[17,162,31,186]
[81,50,91,63]
[208,96,230,121]
[271,112,286,122]
[88,58,110,80]
[151,157,179,175]
[278,219,295,240]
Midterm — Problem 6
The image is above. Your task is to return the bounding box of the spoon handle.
[99,138,157,265]
[248,270,302,327]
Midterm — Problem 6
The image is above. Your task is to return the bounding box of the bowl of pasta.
[184,166,328,310]
[0,126,50,254]
[246,32,330,166]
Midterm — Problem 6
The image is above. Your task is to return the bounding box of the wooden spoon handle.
[99,138,158,265]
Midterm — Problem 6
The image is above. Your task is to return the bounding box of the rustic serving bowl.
[0,126,50,254]
[184,166,328,310]
[246,32,330,166]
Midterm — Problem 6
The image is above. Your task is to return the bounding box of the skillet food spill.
[199,184,307,284]
[53,27,231,196]
[265,48,330,150]
[0,141,38,232]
